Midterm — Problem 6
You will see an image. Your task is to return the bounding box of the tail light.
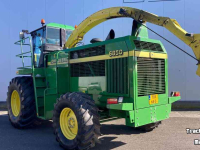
[107,98,118,104]
[107,97,124,104]
[171,91,180,97]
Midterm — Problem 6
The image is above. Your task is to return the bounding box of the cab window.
[66,29,73,41]
[46,27,60,45]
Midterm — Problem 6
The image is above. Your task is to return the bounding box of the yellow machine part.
[65,7,200,76]
[59,108,78,140]
[11,90,21,117]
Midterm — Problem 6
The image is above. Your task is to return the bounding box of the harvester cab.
[29,20,74,67]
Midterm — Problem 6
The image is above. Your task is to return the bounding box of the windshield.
[46,27,73,44]
[66,30,73,41]
[46,27,60,45]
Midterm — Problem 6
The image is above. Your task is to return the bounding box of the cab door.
[32,27,46,67]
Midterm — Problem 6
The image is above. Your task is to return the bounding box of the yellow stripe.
[47,51,167,66]
[47,62,68,66]
[134,51,168,59]
[134,51,150,57]
[69,50,167,64]
[149,52,168,59]
[69,52,129,64]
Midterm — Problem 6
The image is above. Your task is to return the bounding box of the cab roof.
[46,23,75,30]
[30,23,74,34]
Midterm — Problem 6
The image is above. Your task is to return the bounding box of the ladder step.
[19,56,31,58]
[17,67,32,69]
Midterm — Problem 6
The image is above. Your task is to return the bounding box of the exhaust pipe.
[105,29,115,40]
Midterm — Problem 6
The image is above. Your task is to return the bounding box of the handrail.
[14,37,31,46]
[16,51,31,57]
[14,37,33,69]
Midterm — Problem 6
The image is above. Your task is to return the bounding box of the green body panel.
[136,94,168,109]
[138,25,149,39]
[57,67,70,94]
[17,68,32,75]
[109,109,126,119]
[16,26,180,127]
[134,104,171,127]
[107,103,133,111]
[169,96,181,103]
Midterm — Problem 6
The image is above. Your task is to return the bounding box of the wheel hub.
[68,117,75,128]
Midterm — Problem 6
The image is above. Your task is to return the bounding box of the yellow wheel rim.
[11,90,21,117]
[60,108,78,140]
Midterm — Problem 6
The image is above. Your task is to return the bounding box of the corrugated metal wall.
[0,0,199,101]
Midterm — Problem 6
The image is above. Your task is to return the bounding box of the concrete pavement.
[0,111,200,150]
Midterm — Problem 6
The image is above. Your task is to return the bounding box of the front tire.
[7,77,36,128]
[53,92,101,150]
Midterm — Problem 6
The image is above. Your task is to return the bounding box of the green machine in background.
[7,7,185,150]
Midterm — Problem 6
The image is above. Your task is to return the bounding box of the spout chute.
[65,7,200,76]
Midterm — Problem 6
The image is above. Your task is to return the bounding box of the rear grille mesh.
[106,58,128,94]
[134,40,163,52]
[71,60,105,77]
[137,58,165,96]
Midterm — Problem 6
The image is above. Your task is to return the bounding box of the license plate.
[149,94,158,105]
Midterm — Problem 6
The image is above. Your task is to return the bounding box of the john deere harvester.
[7,7,200,150]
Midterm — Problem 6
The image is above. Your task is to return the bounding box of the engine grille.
[137,57,166,96]
[106,58,128,94]
[70,45,105,59]
[71,61,105,77]
[134,40,163,52]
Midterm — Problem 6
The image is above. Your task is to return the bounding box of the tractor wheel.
[7,77,36,128]
[138,121,161,132]
[53,92,101,150]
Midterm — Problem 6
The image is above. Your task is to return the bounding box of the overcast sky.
[0,0,200,101]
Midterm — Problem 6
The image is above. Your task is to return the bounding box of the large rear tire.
[7,77,36,128]
[53,92,101,150]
